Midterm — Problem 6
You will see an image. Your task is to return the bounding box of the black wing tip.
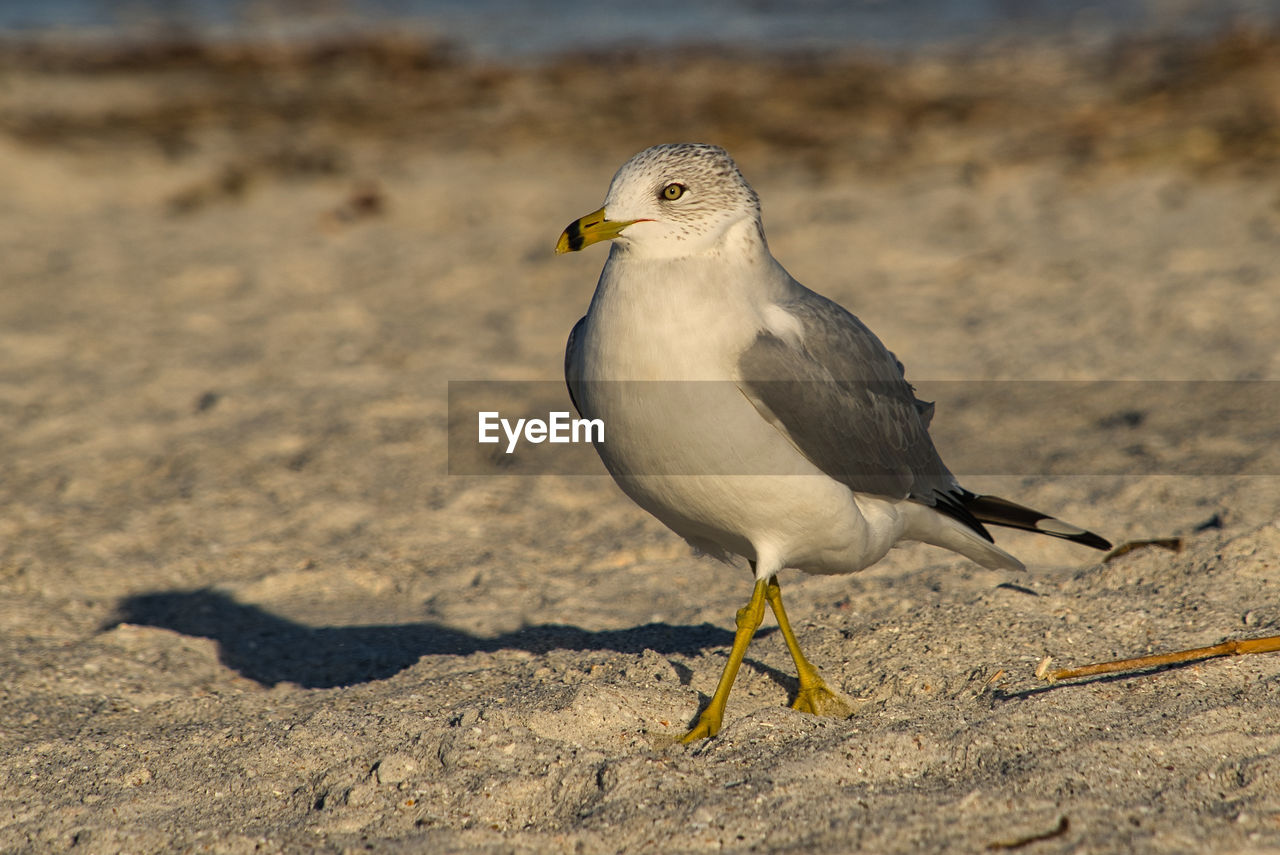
[928,489,996,543]
[1070,530,1113,551]
[965,493,1112,551]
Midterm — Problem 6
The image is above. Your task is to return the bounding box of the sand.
[1,31,1279,853]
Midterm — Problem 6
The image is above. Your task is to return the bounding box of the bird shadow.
[104,588,745,689]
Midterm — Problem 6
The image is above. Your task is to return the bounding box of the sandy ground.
[1,32,1280,853]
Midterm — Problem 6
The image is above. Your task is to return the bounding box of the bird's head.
[556,143,763,260]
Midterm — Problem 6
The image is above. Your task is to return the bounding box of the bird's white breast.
[571,248,906,576]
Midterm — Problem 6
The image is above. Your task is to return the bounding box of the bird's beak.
[555,207,639,254]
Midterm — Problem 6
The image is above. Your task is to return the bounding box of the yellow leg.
[764,577,856,719]
[681,579,769,743]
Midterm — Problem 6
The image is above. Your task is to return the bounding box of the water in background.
[2,0,1278,58]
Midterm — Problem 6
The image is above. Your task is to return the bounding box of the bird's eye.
[661,183,686,201]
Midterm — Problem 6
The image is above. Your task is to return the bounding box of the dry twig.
[1042,635,1280,682]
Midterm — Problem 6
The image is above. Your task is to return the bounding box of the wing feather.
[564,315,587,416]
[738,289,993,540]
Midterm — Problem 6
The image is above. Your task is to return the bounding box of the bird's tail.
[903,502,1026,572]
[964,494,1112,551]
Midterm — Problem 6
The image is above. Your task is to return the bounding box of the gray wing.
[739,289,990,538]
[564,315,587,416]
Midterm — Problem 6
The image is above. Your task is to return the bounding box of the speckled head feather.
[600,143,765,258]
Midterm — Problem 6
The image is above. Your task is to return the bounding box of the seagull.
[555,143,1110,742]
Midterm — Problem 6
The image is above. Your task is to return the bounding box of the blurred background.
[5,0,1280,57]
[3,0,1280,191]
[4,3,1280,850]
[2,0,1278,603]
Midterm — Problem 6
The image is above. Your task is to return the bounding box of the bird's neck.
[582,222,790,381]
[604,217,777,289]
